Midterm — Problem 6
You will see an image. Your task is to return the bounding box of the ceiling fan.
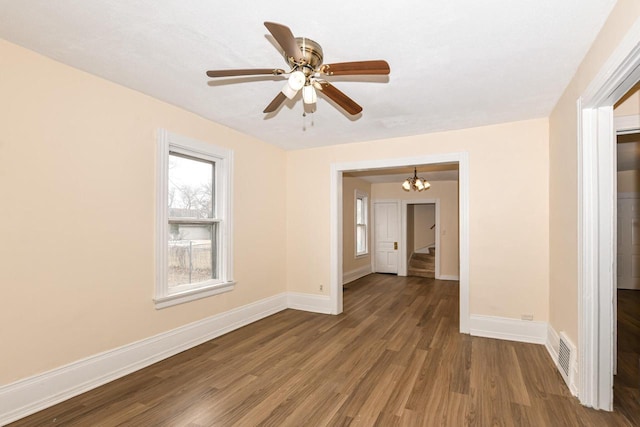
[206,22,390,116]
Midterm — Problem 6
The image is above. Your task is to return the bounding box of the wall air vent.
[558,332,576,388]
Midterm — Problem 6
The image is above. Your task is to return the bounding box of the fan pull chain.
[302,109,315,131]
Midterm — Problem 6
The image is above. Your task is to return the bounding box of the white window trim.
[155,129,234,309]
[355,189,369,257]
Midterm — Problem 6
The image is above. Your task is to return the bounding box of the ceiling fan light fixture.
[205,22,391,116]
[288,70,306,91]
[281,70,306,99]
[302,85,317,104]
[281,82,298,99]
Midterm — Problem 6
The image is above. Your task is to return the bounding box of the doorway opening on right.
[613,80,640,425]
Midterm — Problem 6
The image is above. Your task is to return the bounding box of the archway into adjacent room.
[330,152,470,334]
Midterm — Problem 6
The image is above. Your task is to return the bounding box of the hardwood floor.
[9,275,635,426]
[616,289,640,426]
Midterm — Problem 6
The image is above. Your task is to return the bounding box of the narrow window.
[355,190,369,256]
[155,130,234,308]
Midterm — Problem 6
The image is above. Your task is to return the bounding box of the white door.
[617,198,640,290]
[374,201,399,273]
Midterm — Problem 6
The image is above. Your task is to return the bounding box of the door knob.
[394,242,398,250]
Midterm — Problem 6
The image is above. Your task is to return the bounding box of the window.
[155,129,234,308]
[355,190,368,256]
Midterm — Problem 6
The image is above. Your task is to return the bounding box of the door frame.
[578,17,640,410]
[330,152,470,334]
[399,199,440,278]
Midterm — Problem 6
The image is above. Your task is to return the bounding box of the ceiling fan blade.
[314,81,363,115]
[263,92,287,113]
[320,60,390,76]
[264,22,303,63]
[206,68,284,78]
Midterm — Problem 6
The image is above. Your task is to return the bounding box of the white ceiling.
[0,0,617,150]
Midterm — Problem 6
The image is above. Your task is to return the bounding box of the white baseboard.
[342,265,372,284]
[286,292,332,314]
[0,293,290,425]
[546,324,560,364]
[437,274,460,281]
[546,324,578,397]
[6,297,580,425]
[469,314,547,344]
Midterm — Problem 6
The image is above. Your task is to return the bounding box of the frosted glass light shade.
[302,85,317,104]
[288,71,305,91]
[281,82,298,99]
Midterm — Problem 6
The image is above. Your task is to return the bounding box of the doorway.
[330,152,470,333]
[578,21,640,410]
[613,87,640,422]
[406,203,437,279]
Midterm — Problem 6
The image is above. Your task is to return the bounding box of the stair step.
[409,249,436,279]
[408,268,435,278]
[409,260,434,269]
[411,253,434,261]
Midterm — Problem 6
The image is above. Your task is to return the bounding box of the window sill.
[355,253,369,259]
[154,281,235,309]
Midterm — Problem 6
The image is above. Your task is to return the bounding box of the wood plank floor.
[9,274,635,426]
[616,289,640,425]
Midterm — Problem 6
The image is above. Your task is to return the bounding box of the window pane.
[356,198,363,223]
[168,223,218,286]
[168,153,214,219]
[356,225,365,254]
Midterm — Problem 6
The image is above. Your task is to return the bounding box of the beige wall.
[372,182,459,278]
[287,118,549,320]
[549,0,640,343]
[414,204,436,250]
[342,177,372,274]
[0,40,288,385]
[615,82,640,116]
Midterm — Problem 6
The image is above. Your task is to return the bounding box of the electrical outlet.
[521,314,534,321]
[319,284,323,291]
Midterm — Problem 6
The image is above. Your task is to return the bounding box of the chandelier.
[402,167,431,192]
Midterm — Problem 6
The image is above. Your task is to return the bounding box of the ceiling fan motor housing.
[288,37,323,75]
